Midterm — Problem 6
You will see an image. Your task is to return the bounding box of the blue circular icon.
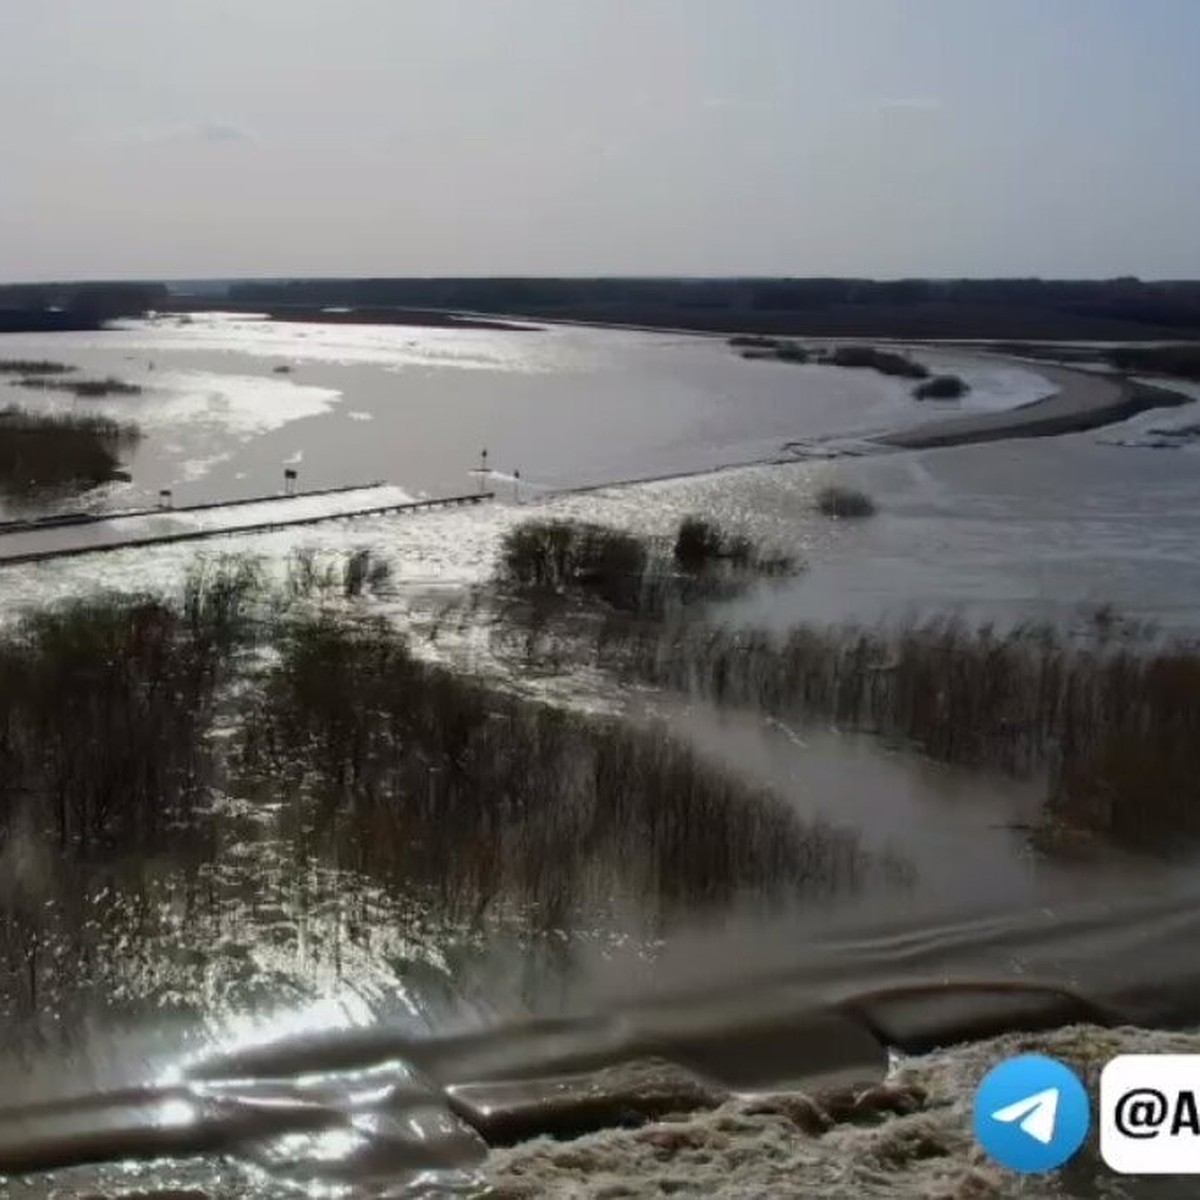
[973,1054,1090,1173]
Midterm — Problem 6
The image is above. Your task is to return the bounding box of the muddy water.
[0,319,1199,1195]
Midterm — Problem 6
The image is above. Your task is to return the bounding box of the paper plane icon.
[991,1087,1060,1145]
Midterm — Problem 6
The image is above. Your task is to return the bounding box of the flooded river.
[0,316,1198,1197]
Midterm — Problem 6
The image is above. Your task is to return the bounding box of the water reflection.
[0,567,901,1195]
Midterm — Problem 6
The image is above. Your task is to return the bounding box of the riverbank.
[485,1022,1200,1199]
[880,364,1187,450]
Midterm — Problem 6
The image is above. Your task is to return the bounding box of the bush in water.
[815,485,878,518]
[913,375,969,400]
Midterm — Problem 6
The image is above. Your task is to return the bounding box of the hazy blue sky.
[2,0,1198,281]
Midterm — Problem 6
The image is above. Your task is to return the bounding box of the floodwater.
[0,313,1051,511]
[0,316,1199,1197]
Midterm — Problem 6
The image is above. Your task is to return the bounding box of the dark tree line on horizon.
[0,282,169,333]
[217,276,1200,340]
[5,275,1200,340]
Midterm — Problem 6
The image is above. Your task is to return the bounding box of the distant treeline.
[1107,344,1200,380]
[216,277,1200,340]
[0,282,169,332]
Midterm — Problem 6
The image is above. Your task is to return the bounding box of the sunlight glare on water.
[2,319,1200,1198]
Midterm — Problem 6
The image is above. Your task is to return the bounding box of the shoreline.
[459,313,1195,458]
[150,308,1200,464]
[564,361,1192,499]
[880,363,1188,450]
[484,1022,1199,1198]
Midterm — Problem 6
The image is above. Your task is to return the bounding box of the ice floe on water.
[108,311,568,373]
[3,362,341,442]
[485,1024,1200,1199]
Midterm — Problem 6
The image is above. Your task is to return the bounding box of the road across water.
[0,486,493,567]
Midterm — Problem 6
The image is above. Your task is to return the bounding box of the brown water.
[0,317,1198,1196]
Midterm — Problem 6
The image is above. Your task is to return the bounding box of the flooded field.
[0,316,1198,1197]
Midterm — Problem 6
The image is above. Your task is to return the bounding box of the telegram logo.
[973,1054,1091,1173]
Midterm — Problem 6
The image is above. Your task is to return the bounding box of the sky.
[2,0,1198,282]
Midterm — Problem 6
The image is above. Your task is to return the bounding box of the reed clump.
[819,346,929,379]
[0,559,262,856]
[0,545,883,969]
[238,613,878,923]
[499,520,649,610]
[728,335,782,351]
[733,339,812,363]
[0,360,74,376]
[13,376,142,398]
[815,485,878,518]
[586,614,1200,849]
[0,406,141,500]
[342,547,392,597]
[499,518,796,616]
[914,374,968,400]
